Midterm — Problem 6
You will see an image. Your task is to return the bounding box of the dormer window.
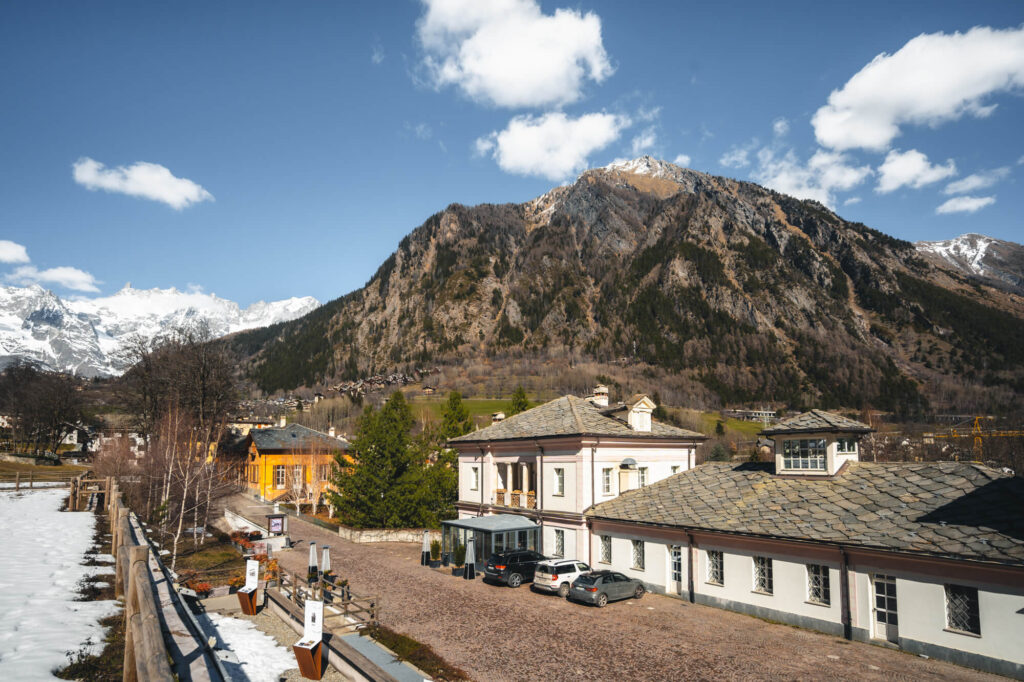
[836,438,858,455]
[782,439,826,471]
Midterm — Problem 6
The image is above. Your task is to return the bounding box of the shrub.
[453,544,466,567]
[430,539,441,561]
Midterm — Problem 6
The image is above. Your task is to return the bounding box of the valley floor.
[225,495,1000,682]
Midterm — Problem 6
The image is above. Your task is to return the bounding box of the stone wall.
[336,526,441,544]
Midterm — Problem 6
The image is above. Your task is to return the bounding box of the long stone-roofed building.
[584,409,1024,678]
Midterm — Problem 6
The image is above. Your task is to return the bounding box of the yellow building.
[243,423,350,504]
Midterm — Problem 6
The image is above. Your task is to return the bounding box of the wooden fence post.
[14,472,19,491]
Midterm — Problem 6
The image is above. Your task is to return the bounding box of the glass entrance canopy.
[441,514,540,567]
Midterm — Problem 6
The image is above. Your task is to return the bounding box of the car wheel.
[596,593,608,608]
[557,582,570,598]
[507,573,522,588]
[634,584,645,599]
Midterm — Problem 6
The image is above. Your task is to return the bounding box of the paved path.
[226,496,999,682]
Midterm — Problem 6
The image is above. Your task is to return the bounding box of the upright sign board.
[237,558,261,615]
[293,599,325,679]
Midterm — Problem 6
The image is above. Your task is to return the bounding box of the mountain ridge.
[0,284,319,376]
[231,157,1024,415]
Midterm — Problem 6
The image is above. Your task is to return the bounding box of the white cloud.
[405,122,433,140]
[371,42,385,65]
[843,196,862,206]
[936,195,996,214]
[73,158,213,210]
[1018,154,1024,165]
[7,265,100,292]
[673,154,691,167]
[876,149,956,193]
[416,0,613,108]
[720,143,754,169]
[0,240,30,264]
[943,166,1010,194]
[772,118,789,137]
[630,127,657,156]
[813,26,1024,151]
[475,111,629,181]
[753,148,871,207]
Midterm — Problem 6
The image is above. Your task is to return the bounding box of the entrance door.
[872,575,898,643]
[670,546,684,595]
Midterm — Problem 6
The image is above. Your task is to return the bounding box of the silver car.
[532,559,591,597]
[568,570,646,607]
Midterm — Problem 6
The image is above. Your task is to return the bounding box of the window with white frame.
[836,438,858,455]
[639,467,648,487]
[707,550,724,585]
[602,467,612,494]
[783,439,827,470]
[470,466,479,490]
[553,529,565,558]
[554,467,565,496]
[274,465,286,488]
[944,584,980,635]
[807,564,830,605]
[599,535,611,563]
[671,546,682,582]
[632,540,645,570]
[753,556,773,594]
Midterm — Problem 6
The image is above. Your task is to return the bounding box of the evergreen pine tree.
[440,391,473,440]
[508,385,529,416]
[329,391,424,528]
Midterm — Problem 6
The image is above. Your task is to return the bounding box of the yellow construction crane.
[924,416,1024,457]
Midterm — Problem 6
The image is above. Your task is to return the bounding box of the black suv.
[483,550,546,587]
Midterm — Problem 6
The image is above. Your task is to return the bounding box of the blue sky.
[1,1,1021,306]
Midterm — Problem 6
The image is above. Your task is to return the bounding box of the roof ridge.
[567,395,585,433]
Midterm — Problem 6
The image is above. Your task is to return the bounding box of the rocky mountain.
[0,284,319,376]
[231,156,1024,415]
[916,233,1024,295]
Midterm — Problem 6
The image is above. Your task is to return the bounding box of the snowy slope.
[916,233,1024,294]
[0,284,319,376]
[0,489,119,678]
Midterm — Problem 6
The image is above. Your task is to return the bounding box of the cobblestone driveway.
[226,497,999,682]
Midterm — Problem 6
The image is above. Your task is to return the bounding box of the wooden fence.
[0,470,80,490]
[277,570,380,633]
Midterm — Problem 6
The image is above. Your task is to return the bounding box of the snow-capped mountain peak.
[0,285,319,376]
[916,233,1024,295]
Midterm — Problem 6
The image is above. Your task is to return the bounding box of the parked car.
[483,549,546,587]
[568,570,646,607]
[532,559,591,597]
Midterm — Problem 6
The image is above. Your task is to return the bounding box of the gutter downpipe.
[840,544,852,640]
[535,440,545,553]
[590,438,599,566]
[478,446,486,515]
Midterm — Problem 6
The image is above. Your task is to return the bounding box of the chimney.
[491,412,505,424]
[278,416,287,428]
[328,426,336,438]
[592,385,609,407]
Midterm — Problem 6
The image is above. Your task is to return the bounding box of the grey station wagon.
[568,570,646,607]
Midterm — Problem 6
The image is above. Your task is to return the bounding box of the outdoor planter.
[451,566,464,577]
[429,559,441,568]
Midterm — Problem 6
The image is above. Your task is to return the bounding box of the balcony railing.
[492,489,536,509]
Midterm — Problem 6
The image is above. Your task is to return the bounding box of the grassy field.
[409,397,539,429]
[0,460,91,475]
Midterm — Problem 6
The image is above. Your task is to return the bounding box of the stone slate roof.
[587,461,1024,566]
[761,409,872,436]
[448,395,706,444]
[249,423,349,453]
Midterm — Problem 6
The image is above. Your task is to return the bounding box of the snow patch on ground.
[0,489,119,679]
[205,612,296,682]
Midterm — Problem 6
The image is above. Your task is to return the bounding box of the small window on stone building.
[807,564,830,605]
[599,535,611,563]
[945,584,980,635]
[707,550,724,585]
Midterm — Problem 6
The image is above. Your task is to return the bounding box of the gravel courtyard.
[227,496,1000,682]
